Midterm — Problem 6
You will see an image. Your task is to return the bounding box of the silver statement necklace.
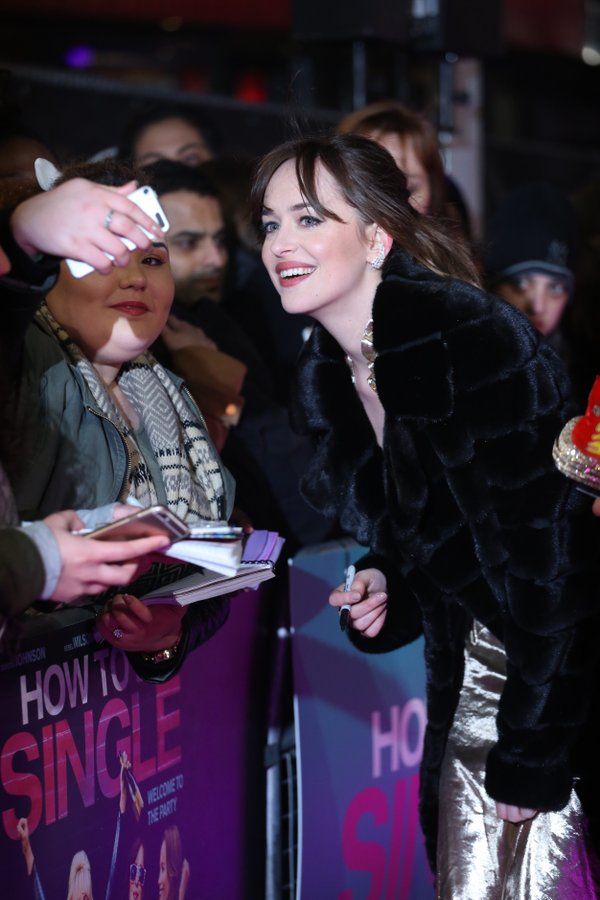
[345,318,378,394]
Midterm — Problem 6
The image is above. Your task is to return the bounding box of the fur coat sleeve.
[378,264,599,810]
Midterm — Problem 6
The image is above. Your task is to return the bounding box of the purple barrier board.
[0,590,268,899]
[289,540,434,899]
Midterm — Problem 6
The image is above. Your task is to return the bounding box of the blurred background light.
[581,44,600,64]
[64,45,95,69]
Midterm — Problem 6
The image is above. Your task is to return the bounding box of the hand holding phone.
[65,186,169,279]
[85,505,189,543]
[42,509,173,603]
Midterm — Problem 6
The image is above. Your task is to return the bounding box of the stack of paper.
[155,520,242,576]
[160,537,241,576]
[142,530,285,606]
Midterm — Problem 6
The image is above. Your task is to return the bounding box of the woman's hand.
[44,510,170,602]
[328,567,388,637]
[495,802,538,824]
[97,593,185,653]
[17,818,34,876]
[9,178,163,272]
[179,858,191,900]
[162,315,218,352]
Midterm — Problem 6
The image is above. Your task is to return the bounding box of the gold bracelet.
[140,638,181,665]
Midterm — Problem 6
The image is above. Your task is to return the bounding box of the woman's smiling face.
[260,159,379,322]
[129,842,145,900]
[157,840,170,898]
[46,243,173,368]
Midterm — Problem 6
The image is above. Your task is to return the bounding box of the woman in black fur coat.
[252,134,600,897]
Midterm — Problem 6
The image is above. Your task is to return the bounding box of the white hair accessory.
[34,157,61,191]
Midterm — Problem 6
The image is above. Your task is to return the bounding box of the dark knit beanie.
[485,183,577,286]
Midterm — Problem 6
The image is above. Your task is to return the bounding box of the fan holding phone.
[7,158,236,679]
[1,168,187,642]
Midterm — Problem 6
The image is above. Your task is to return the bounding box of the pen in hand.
[340,564,356,633]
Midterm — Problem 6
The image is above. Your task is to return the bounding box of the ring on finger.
[113,627,124,639]
[104,208,115,229]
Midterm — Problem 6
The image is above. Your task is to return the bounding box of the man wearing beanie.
[485,183,577,355]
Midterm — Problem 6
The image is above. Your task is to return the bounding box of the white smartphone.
[65,185,170,279]
[84,505,189,542]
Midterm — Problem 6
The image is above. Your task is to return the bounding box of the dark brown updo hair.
[251,133,478,286]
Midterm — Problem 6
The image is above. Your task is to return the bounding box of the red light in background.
[235,71,267,103]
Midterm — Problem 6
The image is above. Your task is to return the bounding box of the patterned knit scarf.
[36,303,225,523]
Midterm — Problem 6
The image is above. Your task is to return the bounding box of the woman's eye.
[300,215,321,227]
[261,221,278,235]
[143,255,165,266]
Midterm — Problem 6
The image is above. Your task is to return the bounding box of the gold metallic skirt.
[436,622,598,899]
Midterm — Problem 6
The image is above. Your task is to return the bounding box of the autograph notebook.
[142,530,284,605]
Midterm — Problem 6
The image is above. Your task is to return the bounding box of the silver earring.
[370,243,385,270]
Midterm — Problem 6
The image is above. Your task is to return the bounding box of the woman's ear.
[366,224,393,269]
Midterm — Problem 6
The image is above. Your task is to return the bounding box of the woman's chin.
[99,325,162,364]
[280,293,315,317]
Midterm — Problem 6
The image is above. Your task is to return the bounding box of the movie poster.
[0,591,268,899]
[289,540,434,899]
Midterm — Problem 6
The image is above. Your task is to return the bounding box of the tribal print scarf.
[36,303,225,523]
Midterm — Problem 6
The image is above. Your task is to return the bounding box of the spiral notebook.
[141,530,284,606]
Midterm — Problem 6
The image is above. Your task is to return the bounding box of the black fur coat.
[292,249,600,867]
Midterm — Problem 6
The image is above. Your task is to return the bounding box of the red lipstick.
[275,261,316,289]
[110,301,150,317]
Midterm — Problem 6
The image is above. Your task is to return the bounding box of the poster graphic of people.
[15,749,190,900]
[0,596,267,899]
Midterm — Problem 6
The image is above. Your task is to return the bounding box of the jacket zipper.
[86,406,132,501]
[181,384,208,430]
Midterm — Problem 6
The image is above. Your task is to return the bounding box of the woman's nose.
[118,259,147,289]
[270,223,297,256]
